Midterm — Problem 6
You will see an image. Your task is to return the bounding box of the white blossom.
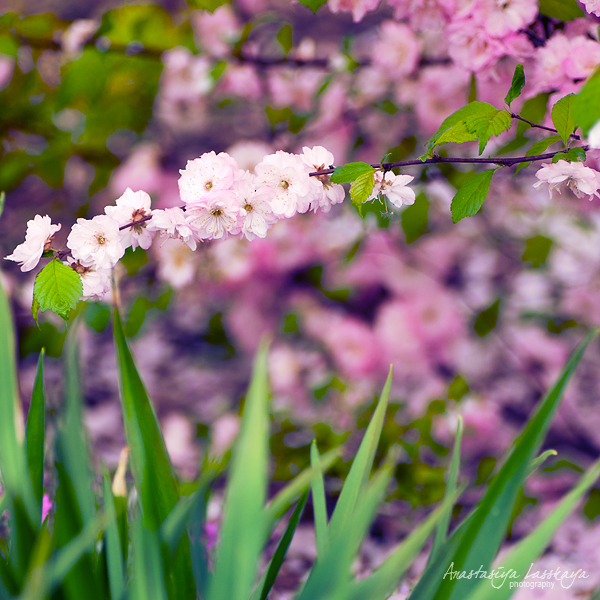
[255,151,313,218]
[234,173,278,240]
[67,215,125,269]
[67,258,112,300]
[301,146,345,213]
[147,207,198,250]
[105,188,154,250]
[533,160,600,200]
[5,215,61,272]
[185,191,241,240]
[369,171,416,207]
[178,151,238,206]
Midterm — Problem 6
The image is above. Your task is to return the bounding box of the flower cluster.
[4,146,419,301]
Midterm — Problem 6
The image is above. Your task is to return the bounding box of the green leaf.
[551,146,587,163]
[522,235,553,268]
[33,260,82,321]
[130,518,169,600]
[113,310,196,600]
[408,329,597,600]
[327,368,393,544]
[514,134,561,175]
[428,102,498,148]
[310,441,329,559]
[207,340,270,600]
[434,120,478,148]
[504,64,525,108]
[474,299,500,337]
[526,450,557,477]
[573,69,600,136]
[450,169,496,223]
[255,491,308,600]
[464,109,512,155]
[350,171,375,208]
[297,0,327,14]
[331,162,375,184]
[466,458,600,600]
[539,0,584,20]
[26,351,46,510]
[276,24,293,55]
[551,94,576,144]
[0,191,5,221]
[401,192,429,244]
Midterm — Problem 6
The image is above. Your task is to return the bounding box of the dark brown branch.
[309,146,590,176]
[511,113,580,140]
[119,215,153,230]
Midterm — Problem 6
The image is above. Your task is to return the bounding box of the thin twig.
[310,147,590,176]
[511,113,580,140]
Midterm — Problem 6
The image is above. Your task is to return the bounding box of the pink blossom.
[5,215,61,272]
[386,0,456,30]
[178,152,238,206]
[0,55,15,91]
[529,33,573,95]
[582,0,600,17]
[446,18,506,72]
[562,36,600,80]
[254,151,313,218]
[41,494,52,522]
[185,191,241,240]
[218,64,263,100]
[533,160,600,201]
[153,238,196,288]
[371,21,420,80]
[105,188,154,251]
[473,0,537,37]
[327,0,381,22]
[191,6,241,58]
[61,19,99,56]
[67,215,125,269]
[300,146,345,212]
[267,67,325,112]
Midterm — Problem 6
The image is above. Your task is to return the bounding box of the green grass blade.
[350,487,463,600]
[298,463,394,600]
[430,416,462,562]
[265,448,339,525]
[113,309,180,529]
[207,340,270,600]
[20,514,104,600]
[0,276,36,521]
[252,489,309,600]
[311,441,329,559]
[526,449,557,477]
[409,328,597,600]
[113,309,195,600]
[465,457,600,600]
[26,350,46,511]
[102,470,125,600]
[130,519,168,600]
[327,368,393,544]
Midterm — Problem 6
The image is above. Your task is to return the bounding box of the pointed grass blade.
[430,416,462,563]
[207,340,270,600]
[252,489,309,600]
[327,367,393,545]
[408,329,597,600]
[466,457,600,600]
[113,309,195,600]
[311,441,329,559]
[102,470,125,600]
[26,350,46,511]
